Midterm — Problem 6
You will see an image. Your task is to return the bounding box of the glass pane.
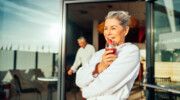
[0,0,60,52]
[154,0,180,99]
[65,1,146,100]
[0,0,60,99]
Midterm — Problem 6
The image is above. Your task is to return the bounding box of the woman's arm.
[75,62,98,88]
[81,45,140,98]
[75,51,102,88]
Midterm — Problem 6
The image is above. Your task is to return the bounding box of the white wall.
[17,51,36,70]
[38,52,53,77]
[0,50,13,71]
[0,50,53,78]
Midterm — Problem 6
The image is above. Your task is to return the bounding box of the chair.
[10,70,41,100]
[27,69,45,80]
[0,71,8,83]
[27,69,48,92]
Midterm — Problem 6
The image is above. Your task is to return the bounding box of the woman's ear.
[124,26,129,36]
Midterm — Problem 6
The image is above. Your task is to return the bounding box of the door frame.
[59,0,153,100]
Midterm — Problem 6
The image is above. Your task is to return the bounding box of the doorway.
[63,1,146,100]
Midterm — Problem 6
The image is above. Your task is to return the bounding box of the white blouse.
[76,43,140,100]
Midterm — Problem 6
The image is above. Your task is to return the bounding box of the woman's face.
[104,18,129,44]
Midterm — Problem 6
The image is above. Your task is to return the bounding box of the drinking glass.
[105,40,117,54]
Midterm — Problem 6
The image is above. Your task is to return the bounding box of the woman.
[76,11,140,100]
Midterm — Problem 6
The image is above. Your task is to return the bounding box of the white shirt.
[71,44,95,72]
[76,43,140,100]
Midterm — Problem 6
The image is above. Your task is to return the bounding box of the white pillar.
[164,0,176,32]
[93,20,99,51]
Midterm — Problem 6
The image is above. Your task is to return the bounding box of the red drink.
[105,47,116,54]
[105,39,117,54]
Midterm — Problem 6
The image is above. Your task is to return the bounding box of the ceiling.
[67,1,145,30]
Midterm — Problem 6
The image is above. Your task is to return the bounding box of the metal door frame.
[59,0,153,100]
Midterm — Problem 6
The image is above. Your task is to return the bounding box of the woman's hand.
[96,50,117,74]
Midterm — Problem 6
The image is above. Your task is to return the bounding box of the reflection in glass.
[0,0,60,52]
[154,0,180,99]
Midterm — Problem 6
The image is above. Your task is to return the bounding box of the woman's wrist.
[92,63,100,77]
[92,61,108,78]
[98,62,106,73]
[95,62,106,72]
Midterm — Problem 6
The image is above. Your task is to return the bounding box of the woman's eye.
[112,27,116,30]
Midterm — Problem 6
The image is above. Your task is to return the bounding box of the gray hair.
[105,11,131,27]
[77,36,86,41]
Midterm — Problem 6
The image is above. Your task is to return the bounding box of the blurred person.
[76,11,140,100]
[67,36,95,76]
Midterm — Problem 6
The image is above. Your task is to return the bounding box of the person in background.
[76,11,140,100]
[67,36,95,76]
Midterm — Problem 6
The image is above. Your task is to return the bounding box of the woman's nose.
[107,30,112,36]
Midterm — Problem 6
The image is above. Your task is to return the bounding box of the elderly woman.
[76,11,140,100]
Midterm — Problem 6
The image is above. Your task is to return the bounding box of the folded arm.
[76,51,102,88]
[80,47,140,98]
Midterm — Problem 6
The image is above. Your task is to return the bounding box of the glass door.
[154,0,180,99]
[62,0,146,100]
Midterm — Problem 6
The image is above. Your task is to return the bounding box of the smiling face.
[104,18,129,45]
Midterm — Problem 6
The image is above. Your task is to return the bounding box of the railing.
[141,83,180,94]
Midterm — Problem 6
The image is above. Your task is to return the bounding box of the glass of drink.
[105,39,117,54]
